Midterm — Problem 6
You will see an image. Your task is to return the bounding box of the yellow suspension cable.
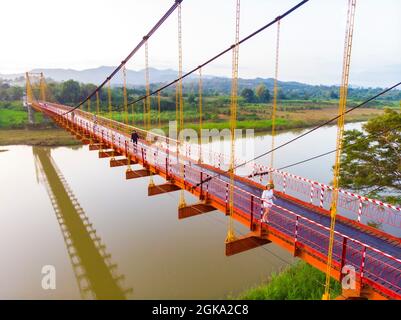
[107,79,115,159]
[39,72,46,102]
[177,3,186,208]
[96,91,103,152]
[42,76,55,105]
[270,19,280,178]
[158,91,161,128]
[145,40,151,131]
[123,65,128,125]
[144,39,154,187]
[96,91,100,115]
[323,0,356,300]
[123,66,132,172]
[88,98,93,142]
[198,67,203,163]
[143,99,146,129]
[108,80,112,120]
[26,73,33,105]
[131,104,135,126]
[226,0,241,243]
[175,82,179,130]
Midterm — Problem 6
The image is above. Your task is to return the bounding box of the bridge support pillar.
[125,169,151,180]
[81,138,91,145]
[148,183,181,196]
[335,286,384,300]
[178,202,215,219]
[27,104,35,124]
[225,233,271,256]
[89,144,107,151]
[110,158,134,167]
[99,150,122,158]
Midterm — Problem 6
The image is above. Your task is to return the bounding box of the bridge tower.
[25,72,37,124]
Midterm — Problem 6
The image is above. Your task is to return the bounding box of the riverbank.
[0,105,383,146]
[0,129,82,146]
[111,106,384,133]
[157,106,382,134]
[238,261,341,300]
[0,117,365,147]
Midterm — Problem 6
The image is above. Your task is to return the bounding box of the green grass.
[0,102,44,129]
[101,109,212,124]
[0,97,389,133]
[238,261,341,300]
[0,109,28,128]
[0,129,81,146]
[169,118,311,133]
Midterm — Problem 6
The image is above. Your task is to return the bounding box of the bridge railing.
[272,201,401,296]
[174,151,401,298]
[251,163,401,234]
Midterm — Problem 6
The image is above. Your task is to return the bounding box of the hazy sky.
[1,0,400,87]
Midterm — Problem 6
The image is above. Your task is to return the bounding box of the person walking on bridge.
[131,130,139,154]
[261,181,276,223]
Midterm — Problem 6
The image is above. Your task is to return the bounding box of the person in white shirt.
[261,181,276,223]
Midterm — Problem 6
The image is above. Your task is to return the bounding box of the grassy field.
[238,261,341,300]
[276,106,383,123]
[0,101,80,146]
[0,101,44,129]
[0,129,81,146]
[104,100,385,133]
[106,107,383,133]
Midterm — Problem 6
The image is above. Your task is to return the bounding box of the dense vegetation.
[0,77,399,144]
[1,77,400,108]
[340,108,401,204]
[0,101,47,129]
[239,261,341,300]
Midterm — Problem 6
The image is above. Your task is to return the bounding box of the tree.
[277,88,287,100]
[329,90,338,99]
[60,80,81,103]
[255,84,271,102]
[80,83,97,101]
[241,88,256,103]
[187,93,195,104]
[339,109,401,204]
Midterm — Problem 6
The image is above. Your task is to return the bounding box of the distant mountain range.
[1,66,399,95]
[0,66,206,87]
[0,66,318,92]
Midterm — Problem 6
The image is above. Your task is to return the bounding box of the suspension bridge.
[24,0,401,300]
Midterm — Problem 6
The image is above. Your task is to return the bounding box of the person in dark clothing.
[131,130,139,153]
[131,130,139,143]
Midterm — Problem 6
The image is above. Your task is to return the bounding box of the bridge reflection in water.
[33,147,132,299]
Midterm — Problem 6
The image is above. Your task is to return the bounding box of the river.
[0,122,364,299]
